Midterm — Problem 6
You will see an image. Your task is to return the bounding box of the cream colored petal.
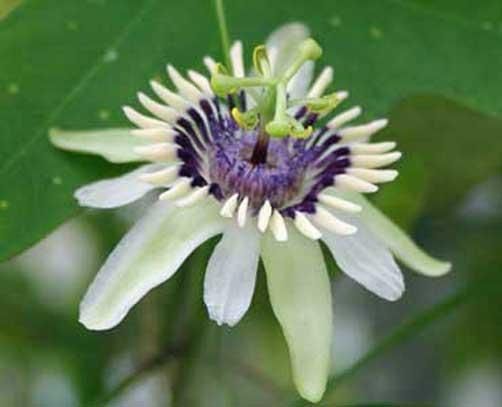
[261,228,332,403]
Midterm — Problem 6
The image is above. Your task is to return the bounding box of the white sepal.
[79,199,225,330]
[75,164,161,209]
[204,222,260,327]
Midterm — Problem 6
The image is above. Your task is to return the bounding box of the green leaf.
[377,95,502,218]
[0,0,22,20]
[1,0,501,260]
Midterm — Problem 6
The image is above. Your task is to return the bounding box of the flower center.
[209,130,314,212]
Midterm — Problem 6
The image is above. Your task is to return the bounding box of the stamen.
[122,106,168,129]
[294,211,322,240]
[311,205,357,235]
[307,66,334,98]
[220,193,239,218]
[159,178,192,201]
[237,196,249,227]
[138,165,180,185]
[137,92,178,123]
[336,174,378,193]
[175,185,209,207]
[257,200,272,232]
[269,210,288,242]
[338,119,388,140]
[282,39,322,83]
[133,143,178,161]
[347,168,399,183]
[318,193,362,213]
[131,128,177,142]
[351,152,402,168]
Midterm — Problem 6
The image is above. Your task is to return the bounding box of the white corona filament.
[269,210,288,242]
[137,92,178,123]
[203,56,217,74]
[311,205,357,235]
[257,200,272,233]
[338,119,388,141]
[131,128,177,142]
[335,90,349,102]
[336,174,378,193]
[318,193,362,213]
[307,66,334,98]
[138,165,180,185]
[294,211,322,240]
[327,106,362,129]
[347,168,399,183]
[159,178,192,201]
[350,152,402,169]
[133,143,177,162]
[237,196,249,227]
[350,142,397,154]
[167,65,202,103]
[188,70,214,95]
[175,186,209,207]
[122,106,168,129]
[219,193,239,218]
[149,80,191,111]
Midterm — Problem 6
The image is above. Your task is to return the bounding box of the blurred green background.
[1,0,501,406]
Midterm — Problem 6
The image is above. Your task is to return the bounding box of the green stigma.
[210,38,330,139]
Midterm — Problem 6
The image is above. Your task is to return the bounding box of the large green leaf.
[1,0,501,260]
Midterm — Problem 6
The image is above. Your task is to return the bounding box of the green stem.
[214,0,232,71]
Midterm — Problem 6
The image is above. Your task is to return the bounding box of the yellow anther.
[231,107,259,130]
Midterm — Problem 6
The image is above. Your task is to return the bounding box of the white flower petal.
[322,214,405,301]
[354,194,452,277]
[49,128,148,163]
[204,222,260,327]
[75,164,163,209]
[265,22,314,99]
[261,228,332,403]
[79,199,224,330]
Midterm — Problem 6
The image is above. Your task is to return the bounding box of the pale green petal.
[49,127,148,163]
[261,228,332,403]
[349,192,452,277]
[79,199,225,330]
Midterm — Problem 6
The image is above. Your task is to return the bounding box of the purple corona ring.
[50,23,451,403]
[122,51,399,238]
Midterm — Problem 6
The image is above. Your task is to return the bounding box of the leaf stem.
[214,0,232,71]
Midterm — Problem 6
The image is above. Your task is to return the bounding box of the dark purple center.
[173,99,352,217]
[208,131,317,211]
